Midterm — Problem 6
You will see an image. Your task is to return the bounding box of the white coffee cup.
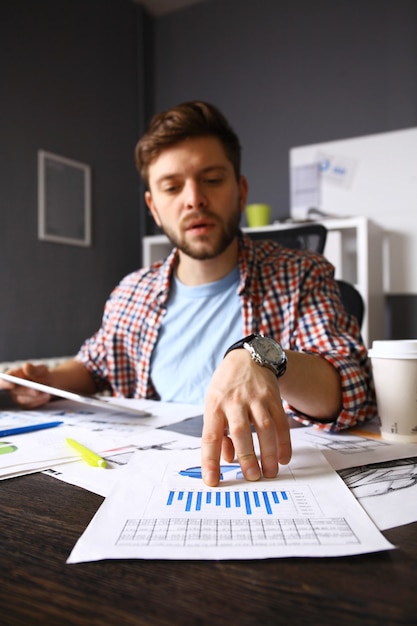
[368,340,417,442]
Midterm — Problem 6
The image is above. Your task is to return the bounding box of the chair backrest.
[336,279,365,328]
[247,224,364,329]
[247,223,327,254]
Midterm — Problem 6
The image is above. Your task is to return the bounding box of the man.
[0,101,376,486]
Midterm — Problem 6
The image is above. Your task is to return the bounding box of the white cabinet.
[320,217,384,347]
[142,216,384,347]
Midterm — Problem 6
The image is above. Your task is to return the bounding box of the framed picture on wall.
[38,150,92,247]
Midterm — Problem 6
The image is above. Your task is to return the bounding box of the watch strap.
[224,334,258,358]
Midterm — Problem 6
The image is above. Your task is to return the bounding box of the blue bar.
[262,491,272,515]
[185,491,193,512]
[196,491,202,511]
[170,489,286,515]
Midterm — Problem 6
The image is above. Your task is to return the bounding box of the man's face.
[145,136,248,260]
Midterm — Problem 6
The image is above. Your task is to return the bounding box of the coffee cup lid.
[369,339,417,359]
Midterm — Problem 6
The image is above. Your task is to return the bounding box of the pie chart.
[0,441,18,454]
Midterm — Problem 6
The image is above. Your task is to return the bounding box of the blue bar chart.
[143,485,321,520]
[166,488,291,516]
[116,483,358,550]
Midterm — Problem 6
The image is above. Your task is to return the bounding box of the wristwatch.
[224,334,287,378]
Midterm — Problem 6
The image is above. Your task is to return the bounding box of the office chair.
[247,224,364,329]
[335,279,365,328]
[247,223,327,254]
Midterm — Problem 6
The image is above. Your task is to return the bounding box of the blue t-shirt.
[151,267,242,404]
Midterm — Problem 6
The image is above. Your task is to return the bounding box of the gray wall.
[152,0,417,339]
[153,0,417,219]
[0,0,146,360]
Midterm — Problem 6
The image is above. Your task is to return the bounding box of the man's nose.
[184,180,207,209]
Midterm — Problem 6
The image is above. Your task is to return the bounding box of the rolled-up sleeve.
[282,252,377,430]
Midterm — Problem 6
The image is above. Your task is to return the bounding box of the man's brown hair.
[135,101,242,187]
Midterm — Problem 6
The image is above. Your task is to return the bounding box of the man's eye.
[205,178,223,185]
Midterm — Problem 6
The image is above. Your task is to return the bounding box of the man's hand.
[0,359,97,409]
[0,362,52,408]
[201,349,292,487]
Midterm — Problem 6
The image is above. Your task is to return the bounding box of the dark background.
[1,0,416,361]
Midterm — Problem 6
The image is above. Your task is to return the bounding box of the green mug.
[245,203,271,228]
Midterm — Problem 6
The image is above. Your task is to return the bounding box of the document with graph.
[67,437,393,562]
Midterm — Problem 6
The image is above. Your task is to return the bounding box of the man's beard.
[157,206,241,261]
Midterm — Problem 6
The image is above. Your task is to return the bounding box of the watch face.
[242,335,287,377]
[253,336,284,363]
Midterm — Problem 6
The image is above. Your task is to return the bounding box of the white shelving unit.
[142,216,384,347]
[319,217,384,347]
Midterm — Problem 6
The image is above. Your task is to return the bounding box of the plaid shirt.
[76,232,376,431]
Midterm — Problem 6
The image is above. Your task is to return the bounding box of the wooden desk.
[1,473,416,626]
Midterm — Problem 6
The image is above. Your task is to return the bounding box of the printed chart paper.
[67,443,393,563]
[290,425,417,471]
[291,426,417,530]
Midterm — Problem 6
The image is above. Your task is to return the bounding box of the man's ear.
[239,175,249,214]
[145,191,161,227]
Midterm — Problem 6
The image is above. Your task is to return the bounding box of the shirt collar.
[155,247,179,300]
[155,230,255,298]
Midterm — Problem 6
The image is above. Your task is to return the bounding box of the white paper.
[291,425,417,530]
[103,397,203,430]
[40,397,202,433]
[0,398,202,482]
[0,423,133,479]
[290,425,417,471]
[338,456,417,530]
[290,163,320,211]
[67,442,393,563]
[46,428,200,497]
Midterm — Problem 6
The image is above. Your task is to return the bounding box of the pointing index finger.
[201,412,225,487]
